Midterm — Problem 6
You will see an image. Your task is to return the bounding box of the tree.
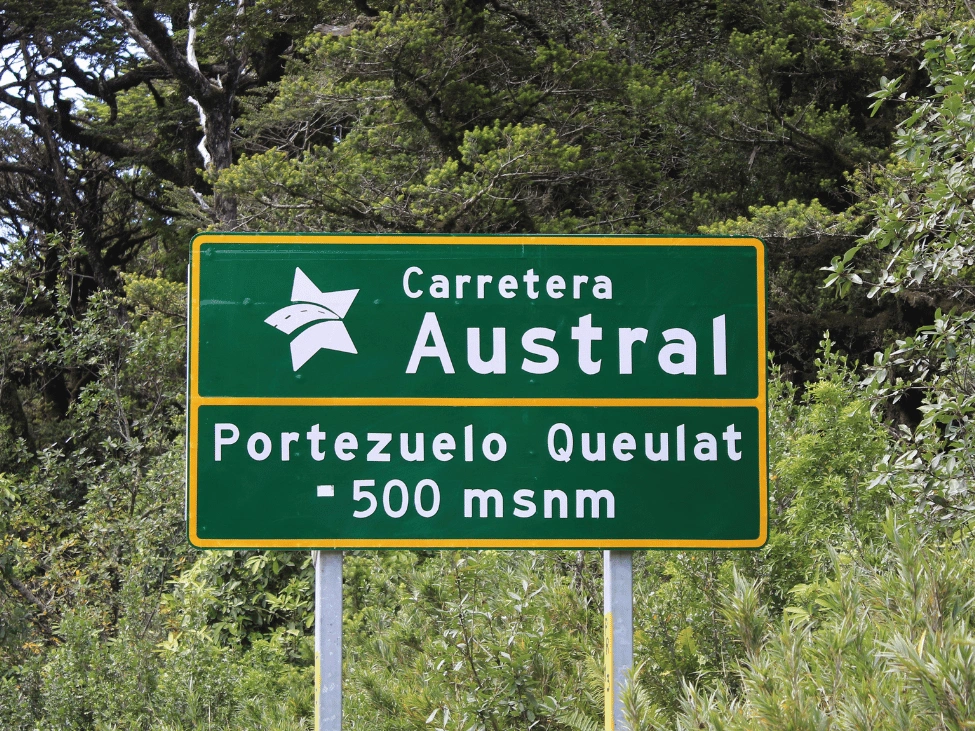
[826,18,975,530]
[0,0,338,230]
[0,0,353,438]
[219,0,902,235]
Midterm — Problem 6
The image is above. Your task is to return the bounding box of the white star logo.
[264,268,359,371]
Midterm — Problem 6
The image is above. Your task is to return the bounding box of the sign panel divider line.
[192,397,764,407]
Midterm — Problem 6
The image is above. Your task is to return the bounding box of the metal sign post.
[314,550,343,731]
[603,551,633,731]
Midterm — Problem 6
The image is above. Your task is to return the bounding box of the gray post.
[604,550,633,731]
[314,550,343,731]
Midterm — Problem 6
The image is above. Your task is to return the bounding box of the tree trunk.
[205,102,238,227]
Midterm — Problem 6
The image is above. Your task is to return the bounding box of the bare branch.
[98,0,217,101]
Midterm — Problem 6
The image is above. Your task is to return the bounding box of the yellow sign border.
[187,234,768,549]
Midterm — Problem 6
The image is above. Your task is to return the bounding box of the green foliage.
[220,0,668,233]
[36,604,158,730]
[618,666,667,731]
[220,0,895,235]
[830,31,975,301]
[827,21,975,531]
[761,343,891,604]
[861,307,975,530]
[614,349,894,722]
[342,549,602,730]
[681,0,893,219]
[674,517,975,731]
[162,551,313,646]
[0,254,194,725]
[703,199,855,240]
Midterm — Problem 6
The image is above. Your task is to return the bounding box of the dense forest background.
[2,0,975,728]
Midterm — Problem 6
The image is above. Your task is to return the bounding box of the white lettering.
[406,313,455,374]
[576,489,615,518]
[513,489,537,517]
[582,432,605,462]
[477,274,493,298]
[415,479,440,517]
[498,275,518,298]
[398,269,612,301]
[613,433,635,461]
[467,328,506,374]
[430,275,449,298]
[571,314,602,375]
[214,423,239,461]
[723,424,742,460]
[334,432,357,461]
[548,423,573,462]
[247,432,272,461]
[659,328,697,375]
[482,433,507,462]
[432,433,456,461]
[572,275,588,298]
[546,275,565,298]
[366,433,392,462]
[352,480,377,517]
[383,479,409,517]
[713,315,727,375]
[400,433,424,462]
[521,327,559,374]
[403,266,423,298]
[306,424,327,461]
[465,489,503,518]
[544,489,568,519]
[281,432,299,461]
[694,432,718,461]
[593,275,613,299]
[523,269,540,299]
[618,328,648,375]
[645,433,668,461]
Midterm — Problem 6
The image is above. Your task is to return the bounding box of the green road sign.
[187,234,767,548]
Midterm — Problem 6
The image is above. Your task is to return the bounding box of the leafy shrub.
[674,517,975,731]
